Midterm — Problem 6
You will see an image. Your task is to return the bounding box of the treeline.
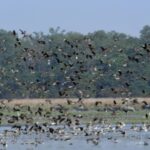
[0,25,150,99]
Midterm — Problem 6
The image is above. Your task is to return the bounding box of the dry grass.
[1,97,150,106]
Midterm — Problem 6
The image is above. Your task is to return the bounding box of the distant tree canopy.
[0,25,150,99]
[140,25,150,42]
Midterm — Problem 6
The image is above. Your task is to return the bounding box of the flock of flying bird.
[0,29,150,148]
[1,29,150,120]
[8,29,150,99]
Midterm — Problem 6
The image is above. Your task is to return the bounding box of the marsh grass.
[0,101,149,125]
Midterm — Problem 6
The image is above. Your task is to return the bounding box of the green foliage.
[0,26,150,98]
[140,25,150,42]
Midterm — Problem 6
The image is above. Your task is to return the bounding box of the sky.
[0,0,149,37]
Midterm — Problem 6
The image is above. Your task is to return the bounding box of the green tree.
[140,25,150,42]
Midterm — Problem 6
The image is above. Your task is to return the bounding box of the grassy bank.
[0,98,149,125]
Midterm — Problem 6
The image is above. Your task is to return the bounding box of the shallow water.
[0,125,149,150]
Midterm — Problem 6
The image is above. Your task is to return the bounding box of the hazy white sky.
[0,0,149,37]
